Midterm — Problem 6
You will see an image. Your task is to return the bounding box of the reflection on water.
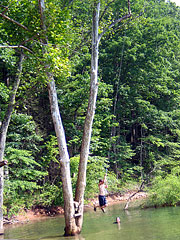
[4,202,180,240]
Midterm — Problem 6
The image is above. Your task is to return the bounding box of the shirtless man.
[94,173,108,213]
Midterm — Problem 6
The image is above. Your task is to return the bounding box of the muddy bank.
[4,191,147,225]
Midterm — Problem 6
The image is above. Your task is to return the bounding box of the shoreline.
[4,191,147,226]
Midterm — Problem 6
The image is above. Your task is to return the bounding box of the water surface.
[4,202,180,240]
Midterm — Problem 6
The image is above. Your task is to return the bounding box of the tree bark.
[39,0,132,235]
[38,0,79,235]
[74,0,132,230]
[47,75,79,235]
[0,0,133,236]
[0,53,24,234]
[75,0,100,230]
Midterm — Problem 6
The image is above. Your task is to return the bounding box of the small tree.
[0,53,24,234]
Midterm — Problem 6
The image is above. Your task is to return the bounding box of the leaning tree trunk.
[47,75,79,235]
[39,0,101,233]
[0,53,24,234]
[38,0,79,235]
[39,0,131,235]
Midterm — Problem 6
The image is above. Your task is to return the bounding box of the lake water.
[4,202,180,240]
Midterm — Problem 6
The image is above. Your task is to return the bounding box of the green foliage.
[5,147,46,180]
[0,48,17,67]
[6,113,42,153]
[0,82,9,120]
[120,166,143,183]
[4,179,40,217]
[0,48,17,117]
[70,155,120,199]
[145,169,180,207]
[41,135,59,165]
[0,83,9,102]
[2,0,180,216]
[34,183,63,207]
[3,113,49,216]
[98,0,180,180]
[3,146,47,217]
[3,181,63,217]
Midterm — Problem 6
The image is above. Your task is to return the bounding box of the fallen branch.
[3,218,19,225]
[124,181,145,210]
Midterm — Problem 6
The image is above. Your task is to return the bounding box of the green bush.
[3,180,40,217]
[145,170,180,207]
[34,183,63,207]
[4,181,63,217]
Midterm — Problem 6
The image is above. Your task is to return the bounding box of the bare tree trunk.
[0,0,132,236]
[74,0,132,230]
[0,53,24,234]
[39,0,132,235]
[47,75,79,235]
[75,0,100,230]
[38,0,79,235]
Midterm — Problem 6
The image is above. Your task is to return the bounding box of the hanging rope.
[109,32,126,177]
[117,32,126,83]
[113,31,126,119]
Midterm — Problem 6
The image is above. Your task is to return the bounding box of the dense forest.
[1,0,180,222]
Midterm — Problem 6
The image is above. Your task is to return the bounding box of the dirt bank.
[4,191,147,225]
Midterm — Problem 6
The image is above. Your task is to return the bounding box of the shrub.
[145,170,180,207]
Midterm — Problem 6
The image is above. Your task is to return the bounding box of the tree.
[38,0,132,235]
[0,53,24,234]
[0,0,132,235]
[3,113,46,218]
[98,0,180,181]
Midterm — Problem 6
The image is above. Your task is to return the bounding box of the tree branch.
[99,0,116,23]
[123,164,156,210]
[0,45,33,53]
[98,13,131,41]
[0,5,9,14]
[20,33,41,46]
[128,0,131,15]
[38,0,47,32]
[0,12,30,32]
[98,0,132,41]
[124,181,145,210]
[0,161,8,168]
